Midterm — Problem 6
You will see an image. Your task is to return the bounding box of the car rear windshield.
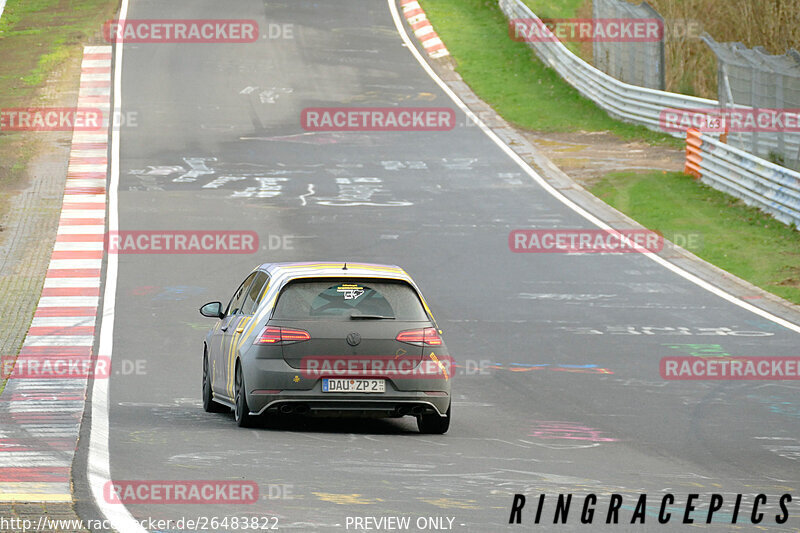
[272,279,429,321]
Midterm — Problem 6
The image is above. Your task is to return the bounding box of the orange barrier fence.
[684,127,702,179]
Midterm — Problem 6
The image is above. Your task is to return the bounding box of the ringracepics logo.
[509,229,663,253]
[660,108,800,133]
[300,354,454,380]
[103,20,259,43]
[508,493,794,526]
[106,231,258,254]
[104,481,258,504]
[510,18,663,43]
[2,356,111,379]
[661,357,800,380]
[0,108,104,131]
[301,108,456,132]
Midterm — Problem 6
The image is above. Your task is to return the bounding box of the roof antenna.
[343,262,348,270]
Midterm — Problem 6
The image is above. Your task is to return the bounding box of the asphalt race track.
[80,0,800,531]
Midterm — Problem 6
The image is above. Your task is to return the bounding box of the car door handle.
[235,326,244,334]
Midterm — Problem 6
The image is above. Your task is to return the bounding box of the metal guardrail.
[499,0,800,162]
[499,0,715,135]
[685,129,800,228]
[501,0,800,228]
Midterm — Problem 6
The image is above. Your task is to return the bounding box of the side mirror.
[199,301,224,319]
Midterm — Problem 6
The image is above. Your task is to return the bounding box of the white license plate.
[322,378,385,393]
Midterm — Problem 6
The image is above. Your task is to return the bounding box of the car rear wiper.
[350,314,395,320]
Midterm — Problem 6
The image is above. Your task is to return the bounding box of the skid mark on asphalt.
[241,131,379,145]
[182,321,212,331]
[522,279,691,294]
[312,492,383,505]
[420,497,478,510]
[152,285,207,301]
[610,377,672,388]
[457,362,613,375]
[126,430,168,445]
[380,160,428,170]
[746,395,800,420]
[559,325,775,336]
[326,461,440,475]
[129,285,207,300]
[403,468,634,497]
[518,292,617,301]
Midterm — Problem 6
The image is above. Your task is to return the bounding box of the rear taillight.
[255,326,310,345]
[396,327,442,346]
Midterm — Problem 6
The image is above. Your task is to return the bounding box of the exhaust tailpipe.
[397,406,411,416]
[279,404,293,414]
[411,406,424,415]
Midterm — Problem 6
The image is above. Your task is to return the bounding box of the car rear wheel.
[417,403,450,434]
[202,350,227,413]
[234,363,254,427]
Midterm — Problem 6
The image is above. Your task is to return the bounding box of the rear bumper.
[252,396,449,417]
[243,356,451,417]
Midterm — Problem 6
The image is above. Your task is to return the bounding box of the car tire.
[417,403,450,434]
[234,363,255,428]
[202,350,228,413]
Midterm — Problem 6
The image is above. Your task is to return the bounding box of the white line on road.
[86,0,148,529]
[387,0,800,335]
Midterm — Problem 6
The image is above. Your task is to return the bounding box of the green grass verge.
[520,0,587,56]
[0,0,117,105]
[0,0,119,394]
[419,0,678,146]
[591,171,800,305]
[0,0,119,195]
[521,0,584,17]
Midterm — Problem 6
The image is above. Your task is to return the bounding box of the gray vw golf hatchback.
[199,262,452,433]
